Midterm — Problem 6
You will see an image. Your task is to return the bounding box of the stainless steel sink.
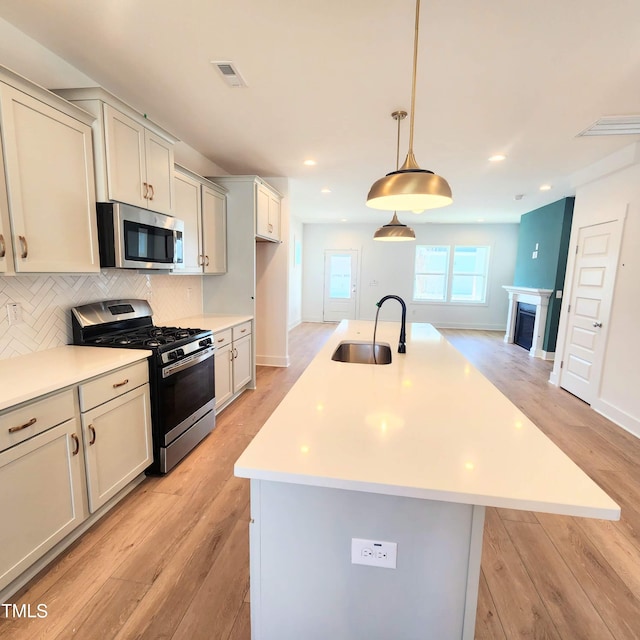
[331,341,392,365]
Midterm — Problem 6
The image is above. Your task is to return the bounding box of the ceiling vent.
[577,115,640,137]
[211,61,247,88]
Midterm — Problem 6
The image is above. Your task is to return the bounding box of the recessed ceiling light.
[539,184,552,191]
[477,218,485,222]
[488,154,506,162]
[321,188,331,193]
[340,218,348,222]
[303,159,317,166]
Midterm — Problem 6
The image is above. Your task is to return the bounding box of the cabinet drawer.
[79,360,148,412]
[213,328,232,349]
[233,322,252,341]
[0,389,75,452]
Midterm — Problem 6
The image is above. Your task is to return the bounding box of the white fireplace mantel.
[503,286,554,359]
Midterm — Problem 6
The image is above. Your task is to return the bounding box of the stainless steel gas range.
[71,299,215,474]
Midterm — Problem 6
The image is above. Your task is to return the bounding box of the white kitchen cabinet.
[256,182,281,242]
[202,184,227,274]
[173,165,227,275]
[79,362,152,513]
[214,330,233,409]
[0,74,99,274]
[213,322,252,412]
[0,393,85,592]
[0,136,13,274]
[55,87,178,216]
[232,321,253,392]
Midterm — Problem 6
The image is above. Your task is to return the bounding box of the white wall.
[552,144,640,436]
[289,215,303,329]
[302,223,519,329]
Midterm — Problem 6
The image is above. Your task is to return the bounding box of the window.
[413,245,490,303]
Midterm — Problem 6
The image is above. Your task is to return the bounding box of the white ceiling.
[1,0,640,225]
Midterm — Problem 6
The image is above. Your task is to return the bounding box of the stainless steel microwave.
[96,202,184,270]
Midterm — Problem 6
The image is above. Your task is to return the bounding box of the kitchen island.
[234,321,619,640]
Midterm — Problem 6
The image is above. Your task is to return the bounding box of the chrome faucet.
[375,295,407,353]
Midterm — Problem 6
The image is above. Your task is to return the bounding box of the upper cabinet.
[55,88,178,216]
[173,165,227,275]
[256,182,281,242]
[0,69,100,274]
[210,175,282,244]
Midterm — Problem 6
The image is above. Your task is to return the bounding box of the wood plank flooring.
[1,324,640,639]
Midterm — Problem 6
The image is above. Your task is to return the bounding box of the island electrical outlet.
[351,538,397,568]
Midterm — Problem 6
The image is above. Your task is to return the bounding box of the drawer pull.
[71,433,80,456]
[88,424,96,445]
[240,328,247,333]
[112,379,129,389]
[8,417,37,433]
[18,235,28,259]
[217,338,225,343]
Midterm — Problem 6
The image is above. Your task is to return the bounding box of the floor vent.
[211,61,248,88]
[577,115,640,136]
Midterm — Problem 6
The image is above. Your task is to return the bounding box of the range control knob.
[199,337,213,347]
[167,351,178,362]
[176,348,185,358]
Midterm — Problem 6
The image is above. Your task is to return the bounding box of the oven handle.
[162,346,214,378]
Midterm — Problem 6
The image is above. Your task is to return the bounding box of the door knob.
[593,321,603,328]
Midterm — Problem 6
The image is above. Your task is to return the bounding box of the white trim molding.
[503,286,554,359]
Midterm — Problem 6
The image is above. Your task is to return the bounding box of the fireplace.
[503,286,554,359]
[514,302,536,350]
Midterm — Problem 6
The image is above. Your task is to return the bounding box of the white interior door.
[560,220,622,403]
[323,250,358,322]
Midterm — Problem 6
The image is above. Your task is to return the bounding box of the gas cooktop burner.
[84,325,209,350]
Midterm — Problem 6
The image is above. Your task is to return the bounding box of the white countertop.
[0,346,151,412]
[235,320,620,520]
[169,314,252,333]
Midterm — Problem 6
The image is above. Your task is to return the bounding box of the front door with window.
[323,250,358,322]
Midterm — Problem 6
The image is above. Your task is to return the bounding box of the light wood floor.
[1,324,640,639]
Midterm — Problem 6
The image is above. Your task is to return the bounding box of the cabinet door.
[268,192,281,242]
[202,185,227,274]
[0,133,13,274]
[81,384,152,513]
[215,343,233,408]
[233,334,252,392]
[144,130,175,215]
[255,183,271,239]
[0,84,100,273]
[173,170,203,273]
[103,103,147,208]
[0,419,85,592]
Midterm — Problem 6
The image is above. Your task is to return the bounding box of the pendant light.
[374,111,415,241]
[367,0,452,212]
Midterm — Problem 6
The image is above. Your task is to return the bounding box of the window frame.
[412,244,491,305]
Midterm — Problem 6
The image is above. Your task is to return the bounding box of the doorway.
[323,250,358,322]
[560,219,623,403]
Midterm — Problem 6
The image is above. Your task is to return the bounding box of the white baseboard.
[549,371,559,386]
[256,354,290,367]
[432,322,507,331]
[301,316,325,323]
[288,318,302,330]
[592,399,640,439]
[540,350,555,361]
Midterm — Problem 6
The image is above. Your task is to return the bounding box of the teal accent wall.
[513,198,574,352]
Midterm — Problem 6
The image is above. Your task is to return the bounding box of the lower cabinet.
[214,321,253,411]
[0,417,85,592]
[80,384,152,512]
[0,358,152,595]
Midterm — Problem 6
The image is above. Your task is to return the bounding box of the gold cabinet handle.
[205,255,210,266]
[88,424,96,445]
[198,254,204,266]
[71,433,80,456]
[18,235,28,259]
[8,417,36,434]
[268,223,273,233]
[149,184,155,200]
[217,337,225,343]
[234,347,238,359]
[0,233,5,258]
[143,182,149,199]
[240,328,247,334]
[112,379,129,389]
[229,349,234,362]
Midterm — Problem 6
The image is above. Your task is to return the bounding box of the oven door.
[159,347,215,445]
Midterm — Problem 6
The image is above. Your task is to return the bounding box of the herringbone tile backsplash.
[0,271,203,360]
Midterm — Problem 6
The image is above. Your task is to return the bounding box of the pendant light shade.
[373,212,415,241]
[366,0,452,212]
[373,112,415,241]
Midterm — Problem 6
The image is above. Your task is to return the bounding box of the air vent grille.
[577,116,640,137]
[211,61,247,88]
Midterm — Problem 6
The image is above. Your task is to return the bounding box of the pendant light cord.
[408,0,420,156]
